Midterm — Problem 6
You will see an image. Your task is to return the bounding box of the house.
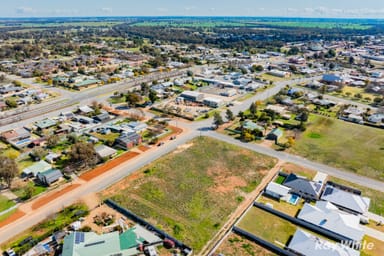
[282,173,323,200]
[180,90,204,102]
[264,182,291,201]
[114,133,142,150]
[203,97,224,108]
[95,144,117,159]
[267,70,291,78]
[37,169,63,186]
[127,122,148,133]
[73,79,100,91]
[34,118,57,131]
[321,74,344,84]
[298,201,364,242]
[78,105,94,115]
[45,152,60,164]
[242,120,264,133]
[22,160,52,177]
[266,128,283,141]
[367,113,384,124]
[288,229,360,256]
[93,112,110,123]
[0,127,31,148]
[321,184,370,215]
[62,225,162,256]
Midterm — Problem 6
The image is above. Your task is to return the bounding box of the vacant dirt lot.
[101,136,277,252]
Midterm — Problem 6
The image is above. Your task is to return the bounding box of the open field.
[237,207,296,248]
[256,21,372,30]
[291,115,384,180]
[101,136,277,251]
[131,21,248,28]
[215,233,274,256]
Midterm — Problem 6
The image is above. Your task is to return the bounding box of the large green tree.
[69,142,98,170]
[0,156,19,188]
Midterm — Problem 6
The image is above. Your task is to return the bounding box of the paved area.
[361,225,384,242]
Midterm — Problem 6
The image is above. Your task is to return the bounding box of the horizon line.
[0,15,384,20]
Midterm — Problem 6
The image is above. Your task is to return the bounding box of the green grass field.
[0,195,15,213]
[102,137,277,251]
[291,115,384,180]
[131,21,248,28]
[256,21,372,30]
[238,207,296,248]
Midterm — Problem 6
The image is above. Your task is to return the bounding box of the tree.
[47,135,59,148]
[226,109,235,121]
[69,142,98,170]
[148,89,158,103]
[31,147,47,160]
[5,98,17,108]
[213,112,224,128]
[249,102,257,117]
[0,156,18,188]
[126,92,142,107]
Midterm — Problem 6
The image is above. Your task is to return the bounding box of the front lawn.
[0,195,15,212]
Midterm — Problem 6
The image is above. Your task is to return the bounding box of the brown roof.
[0,130,19,140]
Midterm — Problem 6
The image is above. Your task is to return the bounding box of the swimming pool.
[288,194,299,205]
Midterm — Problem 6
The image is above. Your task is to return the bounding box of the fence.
[105,199,193,255]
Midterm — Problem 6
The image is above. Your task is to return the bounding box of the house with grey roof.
[321,184,371,215]
[288,229,360,256]
[95,144,117,160]
[37,169,63,186]
[298,201,364,242]
[283,173,324,200]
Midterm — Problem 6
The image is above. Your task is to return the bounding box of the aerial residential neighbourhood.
[0,1,384,256]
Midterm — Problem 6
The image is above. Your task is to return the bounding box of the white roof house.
[22,160,52,177]
[265,182,291,198]
[288,229,360,256]
[298,201,364,242]
[321,185,370,215]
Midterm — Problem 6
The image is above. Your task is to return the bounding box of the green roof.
[23,160,51,176]
[119,228,145,250]
[34,118,57,129]
[73,79,101,87]
[242,120,263,131]
[270,128,283,137]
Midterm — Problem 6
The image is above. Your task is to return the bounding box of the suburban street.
[0,72,383,247]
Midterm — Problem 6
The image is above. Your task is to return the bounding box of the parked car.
[157,142,164,147]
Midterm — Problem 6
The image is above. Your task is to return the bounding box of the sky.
[2,0,384,18]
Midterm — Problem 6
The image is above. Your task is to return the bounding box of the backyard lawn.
[257,195,303,217]
[291,115,384,180]
[237,207,296,248]
[101,136,277,252]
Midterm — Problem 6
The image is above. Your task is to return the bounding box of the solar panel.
[75,232,85,244]
[323,187,333,196]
